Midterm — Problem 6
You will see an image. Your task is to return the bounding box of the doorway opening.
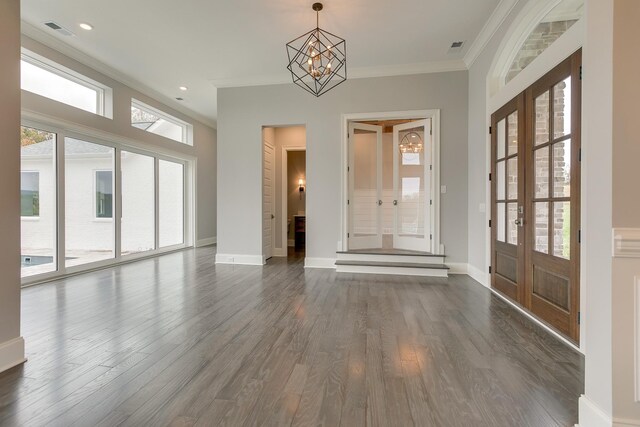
[343,111,441,255]
[262,126,306,262]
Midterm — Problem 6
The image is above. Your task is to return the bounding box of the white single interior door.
[393,119,432,252]
[348,122,383,250]
[263,141,275,260]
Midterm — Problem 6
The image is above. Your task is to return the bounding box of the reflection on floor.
[0,246,583,426]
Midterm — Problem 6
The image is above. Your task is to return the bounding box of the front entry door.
[348,122,383,250]
[393,120,432,252]
[491,50,581,343]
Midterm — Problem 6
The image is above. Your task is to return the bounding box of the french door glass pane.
[535,202,549,254]
[497,160,505,200]
[508,112,518,155]
[121,151,155,255]
[507,203,518,245]
[65,138,115,267]
[554,77,572,139]
[553,140,571,198]
[497,203,506,243]
[497,119,506,159]
[398,126,426,239]
[553,202,571,259]
[535,91,550,145]
[159,159,184,247]
[21,126,57,277]
[507,157,518,200]
[534,147,549,198]
[352,130,378,237]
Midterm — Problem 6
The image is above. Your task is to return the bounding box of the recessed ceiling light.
[79,23,93,31]
[179,86,188,91]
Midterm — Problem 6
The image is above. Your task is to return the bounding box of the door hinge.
[430,199,433,206]
[489,219,492,227]
[347,199,350,205]
[430,165,433,171]
[430,234,433,240]
[579,66,583,81]
[578,229,581,243]
[578,311,581,324]
[347,166,350,172]
[489,173,492,181]
[489,126,492,135]
[347,233,350,238]
[578,148,582,162]
[430,128,433,136]
[489,266,492,274]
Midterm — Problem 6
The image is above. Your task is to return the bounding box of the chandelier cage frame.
[286,3,347,97]
[399,131,424,154]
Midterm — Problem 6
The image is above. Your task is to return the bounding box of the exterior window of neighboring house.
[95,170,113,219]
[21,171,40,217]
[21,49,113,118]
[131,99,193,145]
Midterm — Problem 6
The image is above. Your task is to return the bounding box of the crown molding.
[20,21,217,129]
[210,59,468,89]
[463,0,518,68]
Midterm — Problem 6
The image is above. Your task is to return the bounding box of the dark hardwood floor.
[0,246,583,426]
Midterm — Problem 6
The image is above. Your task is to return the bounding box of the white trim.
[21,23,217,128]
[578,395,612,427]
[464,0,519,67]
[209,60,467,89]
[281,146,306,256]
[215,253,264,266]
[613,228,640,258]
[336,264,448,277]
[340,110,441,255]
[490,286,582,353]
[447,263,468,275]
[196,237,217,248]
[0,337,26,374]
[467,263,489,287]
[304,258,336,269]
[614,418,640,427]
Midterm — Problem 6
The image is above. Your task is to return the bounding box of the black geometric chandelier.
[286,3,347,97]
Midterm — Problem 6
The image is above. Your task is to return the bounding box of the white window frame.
[20,170,40,219]
[21,49,113,119]
[19,115,196,287]
[131,99,194,145]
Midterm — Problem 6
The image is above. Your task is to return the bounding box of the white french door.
[348,122,383,250]
[262,141,275,260]
[393,119,432,252]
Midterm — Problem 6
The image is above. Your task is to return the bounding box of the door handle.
[271,214,275,219]
[515,218,524,227]
[393,200,398,206]
[378,200,383,206]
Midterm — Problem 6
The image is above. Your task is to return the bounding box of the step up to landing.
[335,250,449,277]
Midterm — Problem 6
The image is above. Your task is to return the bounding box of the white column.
[0,0,26,374]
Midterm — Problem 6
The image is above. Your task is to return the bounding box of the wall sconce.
[299,178,305,199]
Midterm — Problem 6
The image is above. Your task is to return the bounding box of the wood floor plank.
[0,246,583,426]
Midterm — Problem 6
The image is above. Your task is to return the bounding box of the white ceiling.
[20,0,502,126]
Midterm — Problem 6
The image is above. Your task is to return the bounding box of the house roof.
[21,138,112,158]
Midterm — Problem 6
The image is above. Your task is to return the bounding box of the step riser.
[336,253,445,265]
[336,265,448,277]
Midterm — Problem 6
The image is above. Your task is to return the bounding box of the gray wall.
[0,0,23,369]
[218,72,468,262]
[21,36,217,243]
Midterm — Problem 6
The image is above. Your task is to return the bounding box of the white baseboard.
[490,287,582,353]
[215,253,264,266]
[196,237,217,248]
[447,263,468,274]
[304,258,336,269]
[615,419,640,427]
[288,239,295,247]
[578,395,612,427]
[467,263,488,287]
[0,337,26,374]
